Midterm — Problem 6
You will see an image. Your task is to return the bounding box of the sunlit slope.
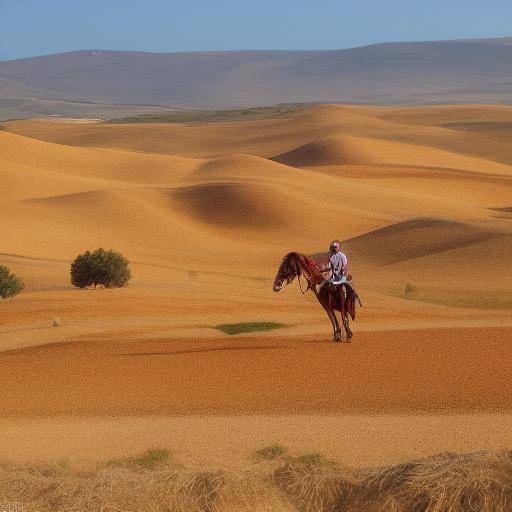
[343,218,512,285]
[1,137,499,257]
[272,134,512,176]
[0,131,200,184]
[7,104,512,166]
[344,218,500,265]
[339,218,512,310]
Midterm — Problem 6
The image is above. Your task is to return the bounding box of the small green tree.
[70,248,132,289]
[0,265,24,299]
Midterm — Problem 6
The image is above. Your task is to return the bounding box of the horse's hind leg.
[333,313,342,342]
[342,314,353,342]
[334,322,342,341]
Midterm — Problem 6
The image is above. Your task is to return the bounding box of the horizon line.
[2,34,511,63]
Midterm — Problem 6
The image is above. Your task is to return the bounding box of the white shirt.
[329,252,348,276]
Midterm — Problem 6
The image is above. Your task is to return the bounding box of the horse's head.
[273,252,301,292]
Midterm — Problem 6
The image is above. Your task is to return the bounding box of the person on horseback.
[273,248,361,342]
[328,240,347,285]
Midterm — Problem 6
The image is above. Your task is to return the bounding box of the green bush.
[0,265,24,299]
[70,248,132,289]
[107,448,171,470]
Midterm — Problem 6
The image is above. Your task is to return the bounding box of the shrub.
[404,283,418,297]
[0,265,24,299]
[70,248,131,289]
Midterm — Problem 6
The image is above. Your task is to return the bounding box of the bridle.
[274,253,318,295]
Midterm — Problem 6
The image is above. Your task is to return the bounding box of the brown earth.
[1,327,512,416]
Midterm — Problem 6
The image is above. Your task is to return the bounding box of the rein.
[297,273,309,294]
[296,255,320,295]
[276,252,321,295]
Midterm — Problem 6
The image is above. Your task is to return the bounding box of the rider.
[327,240,348,285]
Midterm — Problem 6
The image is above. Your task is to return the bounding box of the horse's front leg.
[320,300,341,342]
[342,314,353,342]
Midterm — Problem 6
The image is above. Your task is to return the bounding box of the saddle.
[304,252,362,308]
[324,274,362,312]
[331,273,352,285]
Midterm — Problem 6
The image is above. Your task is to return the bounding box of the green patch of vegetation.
[295,452,330,467]
[106,103,314,124]
[0,265,24,299]
[107,448,171,470]
[254,444,288,460]
[214,322,286,335]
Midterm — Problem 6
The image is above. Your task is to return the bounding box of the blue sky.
[1,0,511,60]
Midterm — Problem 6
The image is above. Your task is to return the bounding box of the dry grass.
[349,450,512,512]
[1,450,511,511]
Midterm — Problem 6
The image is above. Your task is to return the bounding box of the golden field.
[1,104,512,502]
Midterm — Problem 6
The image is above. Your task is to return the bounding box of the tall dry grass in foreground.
[1,450,511,512]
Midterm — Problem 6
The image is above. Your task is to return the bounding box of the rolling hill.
[1,37,512,119]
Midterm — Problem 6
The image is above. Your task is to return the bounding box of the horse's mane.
[278,252,300,282]
[281,251,324,284]
[281,251,300,263]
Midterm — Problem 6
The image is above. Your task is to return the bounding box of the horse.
[272,252,361,342]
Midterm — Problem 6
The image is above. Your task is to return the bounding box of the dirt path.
[1,413,511,470]
[2,326,511,416]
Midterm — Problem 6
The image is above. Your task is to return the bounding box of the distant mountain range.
[1,37,512,119]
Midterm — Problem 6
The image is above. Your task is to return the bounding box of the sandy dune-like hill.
[273,134,512,176]
[7,104,512,167]
[171,181,337,238]
[0,130,200,183]
[344,218,501,265]
[2,104,511,280]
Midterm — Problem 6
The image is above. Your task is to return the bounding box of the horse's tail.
[343,284,362,320]
[347,287,356,320]
[355,290,363,308]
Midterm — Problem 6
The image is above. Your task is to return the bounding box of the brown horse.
[273,252,361,341]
